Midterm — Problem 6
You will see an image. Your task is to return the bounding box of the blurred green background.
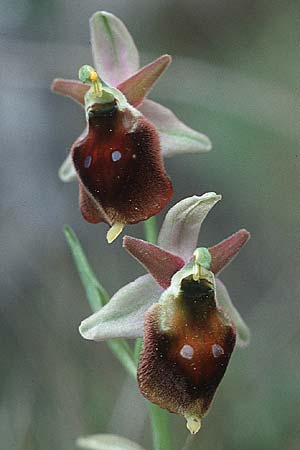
[1,1,299,449]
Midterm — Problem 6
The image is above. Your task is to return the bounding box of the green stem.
[143,216,158,244]
[149,403,171,450]
[142,217,171,450]
[134,337,144,366]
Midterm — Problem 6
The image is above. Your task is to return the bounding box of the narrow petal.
[77,434,146,450]
[51,78,87,106]
[138,99,212,157]
[90,11,139,86]
[79,274,163,341]
[209,229,251,275]
[117,55,171,107]
[123,236,185,289]
[215,278,250,347]
[58,153,77,182]
[158,193,221,262]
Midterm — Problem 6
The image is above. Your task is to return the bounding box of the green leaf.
[76,433,146,450]
[64,225,136,378]
[64,225,109,311]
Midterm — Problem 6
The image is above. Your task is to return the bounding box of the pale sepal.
[158,193,221,262]
[76,434,146,450]
[216,278,250,347]
[117,55,171,107]
[209,229,251,275]
[79,274,163,341]
[138,99,212,157]
[59,153,77,182]
[51,79,87,106]
[123,236,185,289]
[90,11,139,86]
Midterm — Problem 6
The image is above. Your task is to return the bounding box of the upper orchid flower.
[79,192,250,433]
[51,11,211,243]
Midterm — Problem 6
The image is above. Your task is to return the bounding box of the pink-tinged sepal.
[138,265,236,434]
[209,229,251,275]
[123,236,185,289]
[51,79,88,106]
[90,11,139,86]
[72,104,173,230]
[117,55,171,107]
[139,100,212,157]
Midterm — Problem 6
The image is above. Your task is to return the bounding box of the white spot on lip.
[212,343,224,358]
[111,150,122,162]
[180,344,194,360]
[84,155,92,168]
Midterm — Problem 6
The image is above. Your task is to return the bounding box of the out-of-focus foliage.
[0,1,299,450]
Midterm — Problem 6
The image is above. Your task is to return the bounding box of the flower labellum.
[72,65,173,243]
[137,257,236,434]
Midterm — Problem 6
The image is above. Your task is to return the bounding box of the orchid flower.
[51,11,211,243]
[79,192,250,434]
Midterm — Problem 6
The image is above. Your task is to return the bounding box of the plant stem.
[134,338,143,366]
[149,403,171,450]
[143,216,158,244]
[142,217,171,450]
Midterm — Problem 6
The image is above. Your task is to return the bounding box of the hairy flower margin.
[51,11,211,243]
[79,192,250,433]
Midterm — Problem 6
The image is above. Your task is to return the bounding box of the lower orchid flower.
[79,192,250,433]
[51,11,211,243]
